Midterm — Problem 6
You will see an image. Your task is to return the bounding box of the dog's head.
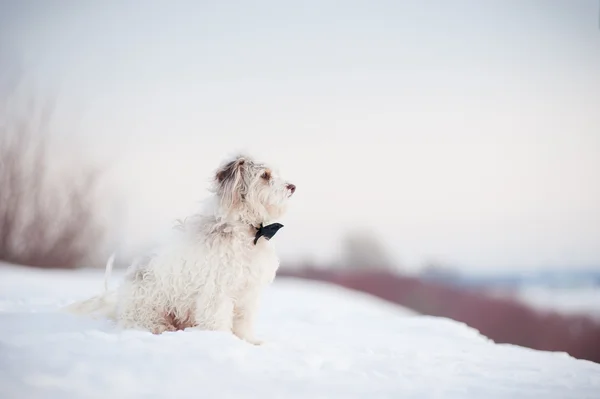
[212,154,295,224]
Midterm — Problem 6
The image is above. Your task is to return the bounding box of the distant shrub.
[0,88,105,269]
[337,229,396,271]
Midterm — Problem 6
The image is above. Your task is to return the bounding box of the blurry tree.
[0,77,106,269]
[419,260,461,281]
[338,229,396,271]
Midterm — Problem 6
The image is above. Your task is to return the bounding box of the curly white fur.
[65,154,296,345]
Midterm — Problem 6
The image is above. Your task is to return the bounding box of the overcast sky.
[1,0,599,272]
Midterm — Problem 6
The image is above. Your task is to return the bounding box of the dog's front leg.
[194,295,234,333]
[232,291,262,345]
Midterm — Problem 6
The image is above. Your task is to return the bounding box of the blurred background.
[1,1,599,362]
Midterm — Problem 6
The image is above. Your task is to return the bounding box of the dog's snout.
[287,184,296,194]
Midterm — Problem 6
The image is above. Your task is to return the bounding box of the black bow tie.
[254,223,284,245]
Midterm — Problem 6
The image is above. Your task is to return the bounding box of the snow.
[1,264,599,399]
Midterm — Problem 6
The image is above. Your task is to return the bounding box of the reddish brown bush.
[279,267,600,363]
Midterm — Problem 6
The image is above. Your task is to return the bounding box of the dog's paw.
[243,336,264,346]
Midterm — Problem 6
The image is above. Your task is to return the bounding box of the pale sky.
[1,0,599,272]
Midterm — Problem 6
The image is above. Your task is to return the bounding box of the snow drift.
[0,264,598,399]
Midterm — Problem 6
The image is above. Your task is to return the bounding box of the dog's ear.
[216,157,245,184]
[215,156,247,210]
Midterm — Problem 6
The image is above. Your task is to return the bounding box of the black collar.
[253,222,284,245]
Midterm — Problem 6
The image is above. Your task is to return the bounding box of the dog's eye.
[261,170,271,181]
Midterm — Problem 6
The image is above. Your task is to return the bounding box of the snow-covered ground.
[1,264,599,399]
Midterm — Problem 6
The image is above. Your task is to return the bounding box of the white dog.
[66,154,296,345]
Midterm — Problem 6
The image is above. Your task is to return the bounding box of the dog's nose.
[287,184,296,194]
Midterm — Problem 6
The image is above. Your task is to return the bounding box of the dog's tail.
[104,252,115,292]
[62,253,118,320]
[63,290,118,320]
